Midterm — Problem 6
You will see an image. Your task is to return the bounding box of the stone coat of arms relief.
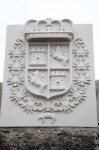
[6,19,93,125]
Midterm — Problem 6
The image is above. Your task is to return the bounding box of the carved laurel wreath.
[7,38,90,123]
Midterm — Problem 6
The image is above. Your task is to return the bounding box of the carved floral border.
[7,38,91,124]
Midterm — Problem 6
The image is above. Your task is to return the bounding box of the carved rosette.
[7,31,90,124]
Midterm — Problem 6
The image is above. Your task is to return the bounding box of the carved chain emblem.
[7,38,90,124]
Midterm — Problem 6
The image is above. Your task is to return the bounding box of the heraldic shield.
[25,42,72,99]
[25,19,73,99]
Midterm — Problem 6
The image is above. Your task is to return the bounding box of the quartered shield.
[25,19,74,99]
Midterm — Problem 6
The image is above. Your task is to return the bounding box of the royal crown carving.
[25,18,74,41]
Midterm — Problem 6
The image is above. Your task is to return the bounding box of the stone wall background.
[0,81,99,150]
[96,80,99,124]
[0,82,2,113]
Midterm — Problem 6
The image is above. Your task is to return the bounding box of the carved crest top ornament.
[0,18,98,127]
[25,18,74,41]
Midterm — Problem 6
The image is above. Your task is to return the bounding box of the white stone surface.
[0,19,98,127]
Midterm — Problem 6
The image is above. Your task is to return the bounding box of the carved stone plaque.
[0,19,98,126]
